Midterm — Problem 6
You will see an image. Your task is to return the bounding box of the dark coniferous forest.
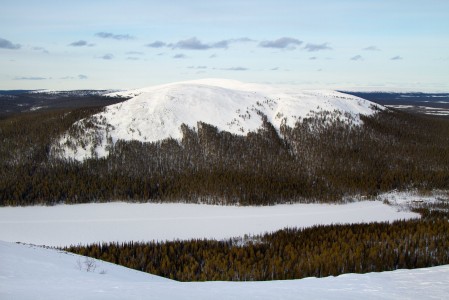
[1,105,449,206]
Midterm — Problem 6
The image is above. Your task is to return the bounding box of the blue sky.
[1,0,448,90]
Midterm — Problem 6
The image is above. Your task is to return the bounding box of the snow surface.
[55,78,383,161]
[0,201,418,247]
[376,189,449,211]
[1,240,449,300]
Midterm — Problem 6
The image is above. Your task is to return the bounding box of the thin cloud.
[69,40,87,47]
[125,51,144,55]
[32,47,49,54]
[99,54,114,60]
[304,43,332,52]
[60,74,88,80]
[170,37,251,50]
[146,41,166,48]
[221,67,248,71]
[0,37,21,49]
[69,40,94,47]
[363,46,380,51]
[173,53,187,59]
[95,32,134,40]
[127,57,140,61]
[270,67,279,71]
[259,37,303,49]
[171,37,208,49]
[148,37,253,50]
[209,54,217,58]
[391,55,403,60]
[350,55,363,61]
[211,40,229,49]
[211,37,254,49]
[14,76,47,80]
[309,56,317,60]
[232,37,254,43]
[188,66,208,69]
[171,37,226,50]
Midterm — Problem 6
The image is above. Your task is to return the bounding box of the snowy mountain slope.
[53,79,384,161]
[2,240,448,300]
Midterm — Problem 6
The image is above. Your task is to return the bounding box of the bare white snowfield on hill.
[0,201,417,247]
[54,79,384,161]
[1,240,448,300]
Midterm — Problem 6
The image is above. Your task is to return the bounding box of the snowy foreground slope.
[0,201,418,247]
[1,240,448,300]
[54,78,383,161]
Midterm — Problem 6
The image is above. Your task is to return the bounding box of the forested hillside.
[1,106,449,206]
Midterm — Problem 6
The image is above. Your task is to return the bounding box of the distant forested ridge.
[0,90,125,117]
[1,105,449,206]
[341,91,449,109]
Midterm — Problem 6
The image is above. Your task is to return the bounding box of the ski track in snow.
[1,240,448,300]
[0,201,418,247]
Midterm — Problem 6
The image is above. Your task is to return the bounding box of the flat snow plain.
[0,201,418,247]
[1,240,449,300]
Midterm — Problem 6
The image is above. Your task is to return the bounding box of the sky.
[1,0,448,91]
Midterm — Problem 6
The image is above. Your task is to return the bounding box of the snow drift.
[1,240,448,300]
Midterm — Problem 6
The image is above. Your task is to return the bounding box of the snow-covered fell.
[54,79,384,161]
[2,240,448,300]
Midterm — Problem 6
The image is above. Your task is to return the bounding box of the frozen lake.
[0,201,418,247]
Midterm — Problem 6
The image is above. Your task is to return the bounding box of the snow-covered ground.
[2,191,445,298]
[377,189,449,210]
[1,240,448,300]
[0,201,418,247]
[54,78,384,161]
